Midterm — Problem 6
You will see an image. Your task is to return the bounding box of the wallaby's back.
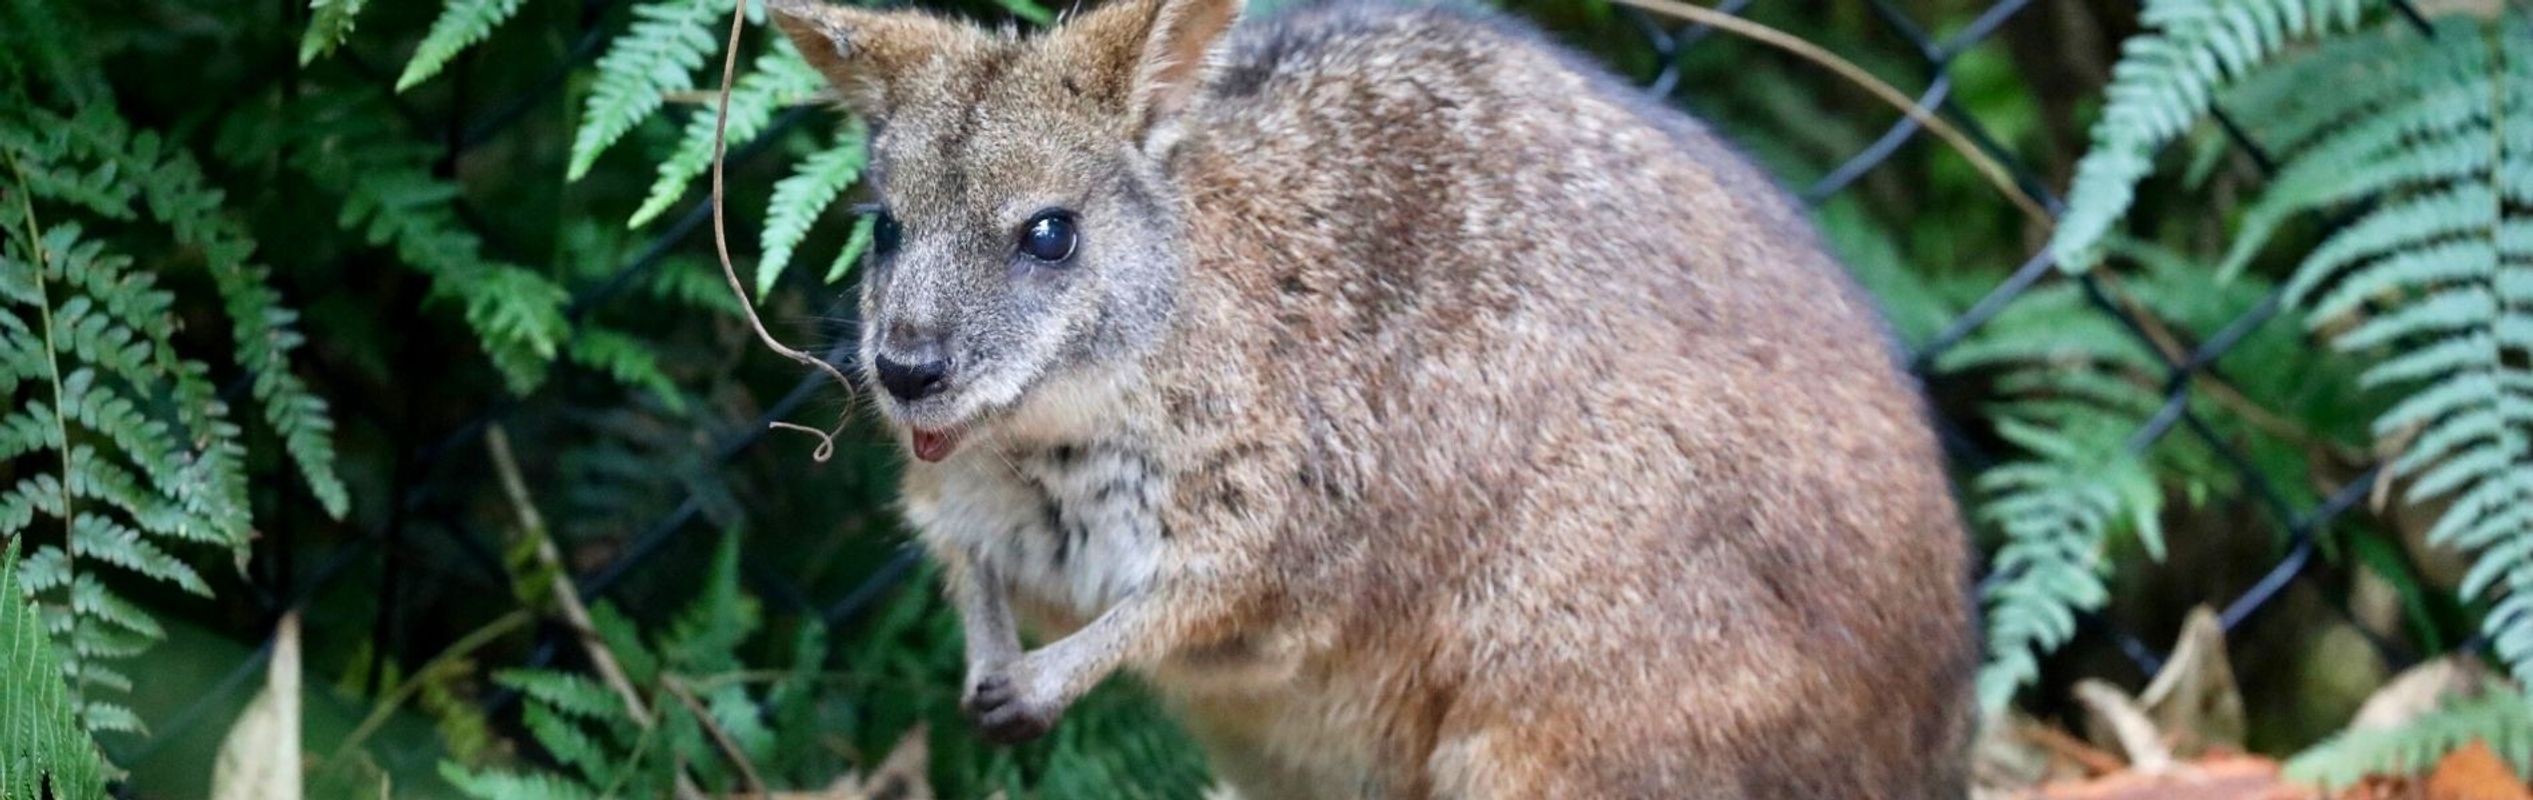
[1145,3,1975,796]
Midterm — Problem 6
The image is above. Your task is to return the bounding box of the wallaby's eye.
[873,210,903,258]
[1019,210,1078,263]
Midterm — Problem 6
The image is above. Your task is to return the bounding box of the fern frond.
[78,698,142,735]
[522,700,618,785]
[67,612,152,662]
[1973,421,2160,712]
[0,540,109,800]
[498,670,629,722]
[2217,37,2491,278]
[290,91,573,393]
[629,41,824,227]
[825,211,877,284]
[454,534,832,797]
[2204,12,2533,686]
[647,255,746,317]
[589,602,661,687]
[67,573,163,644]
[5,103,342,517]
[439,763,601,800]
[70,512,208,597]
[0,101,296,730]
[0,403,61,464]
[2049,0,2374,270]
[14,544,68,594]
[399,0,528,92]
[568,327,686,411]
[569,0,731,181]
[699,680,777,764]
[298,0,370,64]
[664,533,759,670]
[759,123,869,298]
[91,105,350,517]
[2286,688,2533,789]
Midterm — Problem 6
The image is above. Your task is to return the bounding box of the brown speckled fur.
[772,0,1974,796]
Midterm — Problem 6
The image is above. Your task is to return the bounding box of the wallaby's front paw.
[964,667,1059,744]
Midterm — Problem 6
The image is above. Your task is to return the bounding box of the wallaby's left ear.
[768,0,978,119]
[1064,0,1243,147]
[1129,0,1241,133]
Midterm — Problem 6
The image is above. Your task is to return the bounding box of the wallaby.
[769,0,1975,795]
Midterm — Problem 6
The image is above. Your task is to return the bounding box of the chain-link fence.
[113,0,2443,774]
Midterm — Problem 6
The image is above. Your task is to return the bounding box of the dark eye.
[873,210,903,258]
[1019,210,1077,263]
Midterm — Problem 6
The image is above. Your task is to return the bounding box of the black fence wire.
[114,0,2448,772]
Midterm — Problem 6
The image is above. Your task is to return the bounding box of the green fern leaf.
[645,255,746,317]
[629,41,824,227]
[2286,688,2533,789]
[70,513,208,596]
[14,545,67,594]
[2217,59,2490,278]
[439,763,601,800]
[588,602,661,687]
[298,0,370,64]
[2050,0,2373,270]
[399,0,528,92]
[497,670,628,722]
[824,210,876,284]
[521,700,616,785]
[66,573,162,643]
[568,327,686,412]
[92,107,350,519]
[288,91,573,394]
[664,533,758,670]
[2219,12,2533,686]
[0,120,273,721]
[79,698,142,735]
[0,540,109,799]
[569,0,730,181]
[1972,417,2161,711]
[758,123,869,299]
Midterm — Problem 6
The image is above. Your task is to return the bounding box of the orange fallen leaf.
[2425,741,2530,800]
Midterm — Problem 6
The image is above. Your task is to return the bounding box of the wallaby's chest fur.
[776,0,1976,795]
[904,418,1170,625]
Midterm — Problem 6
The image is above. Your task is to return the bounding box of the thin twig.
[1606,0,2053,226]
[663,674,771,798]
[487,424,711,800]
[711,0,853,462]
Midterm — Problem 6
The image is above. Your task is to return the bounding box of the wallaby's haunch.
[770,0,1974,795]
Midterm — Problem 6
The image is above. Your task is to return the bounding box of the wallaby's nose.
[874,353,952,402]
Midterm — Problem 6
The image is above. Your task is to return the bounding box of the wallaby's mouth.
[910,427,964,462]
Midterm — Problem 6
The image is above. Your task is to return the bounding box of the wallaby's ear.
[1064,0,1242,145]
[1129,0,1241,130]
[769,0,974,118]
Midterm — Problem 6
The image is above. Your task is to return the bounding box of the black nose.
[874,354,952,402]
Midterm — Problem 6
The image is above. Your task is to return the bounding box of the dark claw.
[963,673,1054,744]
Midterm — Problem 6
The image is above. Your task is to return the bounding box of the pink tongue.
[912,429,960,462]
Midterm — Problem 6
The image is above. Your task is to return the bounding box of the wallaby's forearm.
[950,559,1020,678]
[965,560,1232,743]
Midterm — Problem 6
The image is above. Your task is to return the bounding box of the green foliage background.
[1,0,2528,795]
